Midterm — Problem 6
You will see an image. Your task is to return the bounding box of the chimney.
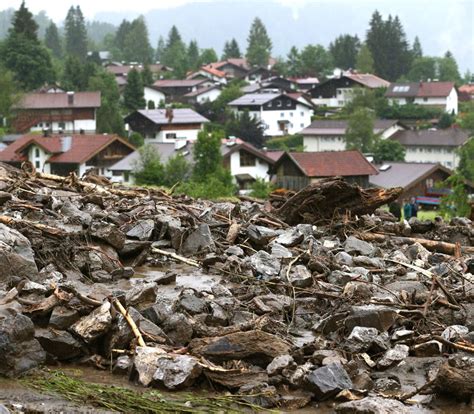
[60,136,72,152]
[67,91,74,105]
[42,128,49,137]
[165,107,174,123]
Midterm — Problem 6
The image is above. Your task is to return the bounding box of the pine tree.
[113,19,131,60]
[222,38,241,59]
[162,26,188,77]
[225,110,264,148]
[329,34,361,69]
[187,40,200,70]
[123,68,145,112]
[155,36,165,62]
[123,16,153,63]
[412,36,423,59]
[141,65,154,86]
[246,17,272,67]
[44,22,62,58]
[356,44,375,73]
[1,1,55,90]
[64,6,88,61]
[286,46,301,77]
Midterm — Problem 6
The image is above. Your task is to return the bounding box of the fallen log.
[360,232,474,255]
[273,178,402,225]
[433,358,474,401]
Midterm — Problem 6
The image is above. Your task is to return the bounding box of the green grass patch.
[22,369,271,413]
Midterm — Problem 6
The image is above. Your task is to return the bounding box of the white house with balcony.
[301,119,406,152]
[228,93,313,137]
[385,81,458,114]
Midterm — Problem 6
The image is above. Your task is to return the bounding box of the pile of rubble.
[0,162,473,412]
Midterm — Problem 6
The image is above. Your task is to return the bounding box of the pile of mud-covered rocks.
[0,162,473,412]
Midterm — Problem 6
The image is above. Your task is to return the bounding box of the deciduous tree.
[345,108,376,153]
[373,139,406,163]
[356,44,374,73]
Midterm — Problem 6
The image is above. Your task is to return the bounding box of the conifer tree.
[123,68,145,111]
[246,17,272,67]
[1,1,55,90]
[141,65,154,86]
[222,39,241,59]
[187,40,200,71]
[329,34,361,69]
[286,46,301,77]
[161,26,188,77]
[356,44,374,73]
[64,5,88,61]
[44,22,62,59]
[412,36,423,59]
[123,16,153,63]
[155,36,165,62]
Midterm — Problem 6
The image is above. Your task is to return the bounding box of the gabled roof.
[344,73,390,88]
[126,108,210,125]
[153,79,207,88]
[220,138,275,165]
[14,92,101,110]
[0,134,135,164]
[278,151,378,177]
[301,119,400,136]
[228,93,312,108]
[106,63,170,76]
[390,128,470,147]
[385,81,455,98]
[459,84,474,95]
[199,66,227,78]
[369,162,452,190]
[263,150,285,162]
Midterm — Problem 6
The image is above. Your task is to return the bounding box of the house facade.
[385,82,458,114]
[12,92,100,134]
[152,79,214,100]
[390,128,471,169]
[272,150,378,190]
[144,86,167,108]
[124,108,210,142]
[184,85,222,104]
[228,93,313,137]
[302,120,406,152]
[308,73,390,107]
[0,134,135,177]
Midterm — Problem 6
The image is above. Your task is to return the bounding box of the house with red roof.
[187,66,228,85]
[271,150,378,190]
[385,81,458,114]
[12,91,101,134]
[308,72,389,108]
[0,134,135,178]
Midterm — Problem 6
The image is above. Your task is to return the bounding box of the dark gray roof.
[229,93,280,106]
[109,142,194,172]
[391,129,470,147]
[301,119,399,136]
[369,162,448,189]
[135,108,209,125]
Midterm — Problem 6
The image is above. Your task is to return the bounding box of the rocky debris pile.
[0,163,473,412]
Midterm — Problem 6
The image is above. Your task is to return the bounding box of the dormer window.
[276,100,282,107]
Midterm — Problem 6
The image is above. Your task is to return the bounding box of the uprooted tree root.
[22,370,273,413]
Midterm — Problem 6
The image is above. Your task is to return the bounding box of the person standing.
[410,197,418,218]
[403,199,412,220]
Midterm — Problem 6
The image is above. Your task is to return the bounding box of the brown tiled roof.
[263,150,285,162]
[459,84,474,94]
[220,138,275,165]
[200,66,227,78]
[286,151,378,177]
[15,92,101,109]
[391,128,470,147]
[0,134,134,164]
[345,73,390,88]
[385,82,455,98]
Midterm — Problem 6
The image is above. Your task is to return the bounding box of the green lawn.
[403,210,438,221]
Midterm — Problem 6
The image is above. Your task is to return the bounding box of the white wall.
[30,119,96,133]
[303,135,346,152]
[403,146,459,169]
[28,145,50,173]
[144,127,202,143]
[144,87,166,108]
[229,151,270,181]
[234,104,312,137]
[196,88,221,103]
[388,88,458,114]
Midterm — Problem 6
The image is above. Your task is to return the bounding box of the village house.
[108,138,274,193]
[228,93,313,137]
[369,162,474,208]
[292,77,320,91]
[106,63,171,89]
[244,67,274,84]
[385,81,458,114]
[271,150,378,190]
[308,73,390,107]
[152,79,214,101]
[458,83,474,101]
[11,91,101,134]
[203,58,251,79]
[389,128,471,169]
[301,119,406,152]
[124,108,210,142]
[187,66,228,84]
[0,133,135,177]
[184,85,222,105]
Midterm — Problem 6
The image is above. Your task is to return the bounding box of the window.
[290,112,293,117]
[267,102,273,108]
[286,100,291,107]
[280,112,284,118]
[35,161,40,169]
[35,148,40,157]
[423,97,428,102]
[290,123,294,128]
[426,178,434,188]
[300,111,304,117]
[276,100,282,107]
[58,122,65,130]
[240,151,256,167]
[300,123,304,128]
[124,172,130,182]
[166,133,177,139]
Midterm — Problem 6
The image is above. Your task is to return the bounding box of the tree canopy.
[246,17,272,68]
[345,108,376,153]
[222,39,241,60]
[329,34,361,69]
[64,6,88,61]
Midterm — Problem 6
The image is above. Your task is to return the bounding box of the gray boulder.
[70,301,112,343]
[344,236,375,256]
[336,396,409,414]
[181,224,215,256]
[250,250,281,280]
[306,362,353,400]
[35,328,83,360]
[152,355,202,389]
